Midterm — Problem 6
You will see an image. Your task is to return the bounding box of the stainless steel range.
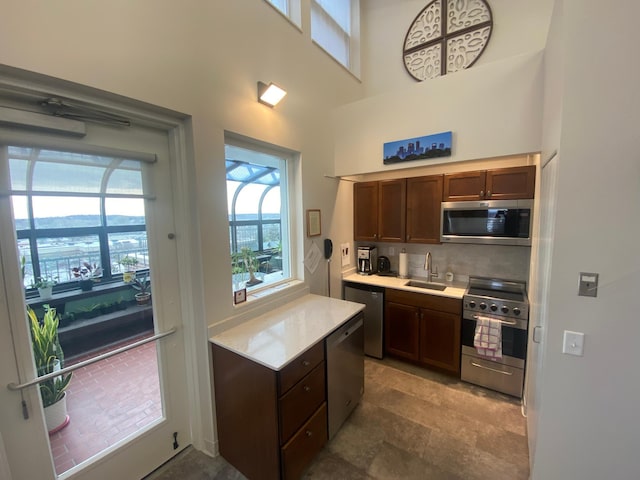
[460,276,529,398]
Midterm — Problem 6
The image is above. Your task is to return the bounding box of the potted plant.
[28,305,72,433]
[240,247,263,287]
[32,276,57,299]
[118,255,139,283]
[131,274,151,305]
[71,262,103,291]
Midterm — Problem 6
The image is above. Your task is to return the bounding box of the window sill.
[27,281,135,309]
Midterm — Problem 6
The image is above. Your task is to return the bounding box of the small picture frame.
[306,209,321,237]
[234,288,247,304]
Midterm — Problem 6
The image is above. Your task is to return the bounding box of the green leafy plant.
[231,247,264,286]
[131,274,150,294]
[28,305,72,407]
[31,276,57,289]
[71,262,103,280]
[118,255,139,270]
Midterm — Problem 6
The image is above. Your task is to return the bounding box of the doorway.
[0,75,196,479]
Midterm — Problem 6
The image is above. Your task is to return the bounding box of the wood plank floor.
[146,357,529,480]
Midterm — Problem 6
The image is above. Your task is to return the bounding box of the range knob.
[513,307,521,316]
[490,304,498,312]
[468,300,476,308]
[501,305,509,314]
[479,303,487,310]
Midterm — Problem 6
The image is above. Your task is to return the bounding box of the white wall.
[361,0,554,97]
[531,1,640,478]
[333,52,544,176]
[0,0,364,476]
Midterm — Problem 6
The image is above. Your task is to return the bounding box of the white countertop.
[209,294,365,371]
[342,272,467,299]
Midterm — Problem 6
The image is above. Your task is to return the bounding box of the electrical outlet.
[562,330,585,356]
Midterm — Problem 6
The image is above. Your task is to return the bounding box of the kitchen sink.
[404,280,447,291]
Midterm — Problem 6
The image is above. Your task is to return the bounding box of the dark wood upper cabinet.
[442,170,487,201]
[353,181,379,241]
[406,175,443,244]
[485,166,536,200]
[443,165,535,201]
[378,179,406,242]
[354,179,406,242]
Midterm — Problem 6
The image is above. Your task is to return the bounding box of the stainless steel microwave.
[440,199,533,246]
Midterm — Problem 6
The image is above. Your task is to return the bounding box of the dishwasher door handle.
[327,317,364,348]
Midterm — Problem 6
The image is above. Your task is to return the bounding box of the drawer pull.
[470,361,513,376]
[302,360,311,367]
[303,385,311,392]
[305,430,313,437]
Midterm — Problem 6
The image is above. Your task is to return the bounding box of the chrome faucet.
[424,251,438,282]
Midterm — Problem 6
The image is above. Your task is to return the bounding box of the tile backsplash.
[370,242,531,285]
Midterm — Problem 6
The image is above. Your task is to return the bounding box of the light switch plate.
[341,243,351,267]
[562,330,585,356]
[578,272,598,297]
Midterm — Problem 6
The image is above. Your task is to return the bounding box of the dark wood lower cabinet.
[385,289,462,375]
[212,341,327,480]
[419,309,461,373]
[281,403,328,480]
[384,301,420,361]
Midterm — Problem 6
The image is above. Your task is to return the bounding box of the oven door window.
[461,318,528,360]
[442,208,531,238]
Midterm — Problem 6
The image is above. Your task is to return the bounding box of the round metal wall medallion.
[403,0,493,81]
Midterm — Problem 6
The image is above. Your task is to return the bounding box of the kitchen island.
[210,294,365,480]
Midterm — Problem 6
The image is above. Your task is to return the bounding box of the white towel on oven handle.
[473,315,503,360]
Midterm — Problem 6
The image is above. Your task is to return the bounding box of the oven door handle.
[470,361,514,376]
[472,314,517,326]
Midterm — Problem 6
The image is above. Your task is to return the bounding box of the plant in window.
[71,262,103,291]
[241,247,263,287]
[28,305,72,432]
[31,276,58,299]
[118,255,139,283]
[131,273,151,305]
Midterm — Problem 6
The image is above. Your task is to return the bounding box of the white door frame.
[0,66,210,479]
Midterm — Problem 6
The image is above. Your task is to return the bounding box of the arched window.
[225,137,296,296]
[6,145,149,291]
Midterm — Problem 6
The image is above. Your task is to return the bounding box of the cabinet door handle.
[301,360,310,367]
[480,190,484,198]
[407,234,411,240]
[305,430,313,437]
[303,385,311,392]
[487,190,491,197]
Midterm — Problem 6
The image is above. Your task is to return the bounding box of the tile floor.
[49,339,161,475]
[147,357,529,480]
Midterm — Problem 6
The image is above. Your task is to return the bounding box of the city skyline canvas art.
[383,131,452,165]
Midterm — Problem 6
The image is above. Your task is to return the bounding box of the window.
[225,135,298,297]
[311,0,360,75]
[6,146,149,291]
[264,0,302,28]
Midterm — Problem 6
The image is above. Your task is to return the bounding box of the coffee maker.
[357,245,377,275]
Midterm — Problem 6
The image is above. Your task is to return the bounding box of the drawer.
[281,403,327,480]
[278,341,324,394]
[279,361,326,444]
[387,288,461,315]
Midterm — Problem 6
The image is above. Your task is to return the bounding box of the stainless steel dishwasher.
[326,312,364,440]
[344,282,384,359]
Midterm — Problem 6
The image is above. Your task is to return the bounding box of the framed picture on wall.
[306,209,321,237]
